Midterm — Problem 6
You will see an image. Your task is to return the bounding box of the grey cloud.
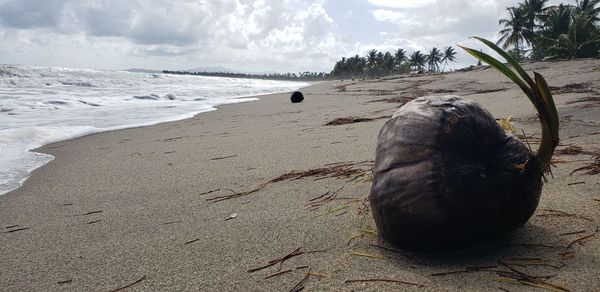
[0,0,67,28]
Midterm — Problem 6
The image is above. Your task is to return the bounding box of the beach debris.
[564,227,598,252]
[370,38,560,250]
[433,263,569,291]
[207,161,373,203]
[351,251,384,260]
[86,220,102,225]
[109,275,146,292]
[225,213,238,221]
[570,154,600,175]
[289,269,311,292]
[324,116,389,126]
[290,91,304,103]
[185,238,201,245]
[74,210,103,217]
[198,189,221,196]
[470,87,509,94]
[496,116,516,133]
[210,155,238,161]
[162,220,182,225]
[248,247,329,274]
[248,247,303,273]
[536,209,594,222]
[549,82,594,94]
[344,278,425,287]
[58,279,72,285]
[264,269,293,279]
[4,227,30,233]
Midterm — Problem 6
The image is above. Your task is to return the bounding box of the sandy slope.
[0,59,599,291]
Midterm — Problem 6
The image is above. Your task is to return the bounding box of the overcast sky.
[0,0,575,72]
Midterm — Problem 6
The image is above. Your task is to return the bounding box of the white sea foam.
[0,65,308,195]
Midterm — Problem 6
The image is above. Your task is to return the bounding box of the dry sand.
[1,59,599,291]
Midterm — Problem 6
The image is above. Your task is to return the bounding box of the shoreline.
[0,79,310,196]
[1,60,599,291]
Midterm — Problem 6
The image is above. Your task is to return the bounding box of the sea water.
[0,65,308,195]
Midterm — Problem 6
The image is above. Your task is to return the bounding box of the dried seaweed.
[471,87,509,94]
[433,262,569,291]
[549,82,593,94]
[344,278,424,287]
[248,247,329,273]
[198,189,220,196]
[351,251,384,260]
[109,275,146,292]
[570,155,600,175]
[207,161,373,203]
[289,269,311,292]
[4,227,29,233]
[325,115,389,126]
[210,155,238,161]
[74,210,103,217]
[264,269,292,279]
[555,145,588,156]
[536,209,594,222]
[564,228,599,252]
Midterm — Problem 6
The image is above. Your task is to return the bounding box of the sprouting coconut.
[370,37,559,251]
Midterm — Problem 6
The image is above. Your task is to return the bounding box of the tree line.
[497,0,600,60]
[329,47,458,80]
[162,70,329,81]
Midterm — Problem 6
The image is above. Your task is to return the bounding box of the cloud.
[0,0,347,72]
[0,0,579,72]
[368,0,436,9]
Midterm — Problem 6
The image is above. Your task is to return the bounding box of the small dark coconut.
[370,38,559,251]
[291,91,304,103]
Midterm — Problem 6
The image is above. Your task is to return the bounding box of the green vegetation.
[497,0,600,60]
[329,45,457,80]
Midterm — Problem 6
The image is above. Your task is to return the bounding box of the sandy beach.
[1,59,599,291]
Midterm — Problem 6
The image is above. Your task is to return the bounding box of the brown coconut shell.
[370,96,543,251]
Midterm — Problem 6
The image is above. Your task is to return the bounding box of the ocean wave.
[0,64,309,195]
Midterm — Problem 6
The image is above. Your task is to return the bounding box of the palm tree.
[383,52,395,75]
[520,0,549,46]
[498,6,528,56]
[441,46,457,71]
[426,47,443,73]
[394,48,407,69]
[409,51,426,72]
[575,0,600,21]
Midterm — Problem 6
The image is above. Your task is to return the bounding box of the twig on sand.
[351,251,383,260]
[207,161,373,203]
[185,238,200,245]
[248,247,303,273]
[289,269,311,292]
[5,227,30,233]
[344,278,425,287]
[74,210,103,217]
[248,247,329,273]
[536,209,594,222]
[210,155,239,161]
[198,189,220,196]
[325,116,388,126]
[207,186,265,203]
[564,228,599,252]
[109,275,146,292]
[265,269,292,279]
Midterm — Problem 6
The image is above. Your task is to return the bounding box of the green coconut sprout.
[459,37,559,172]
